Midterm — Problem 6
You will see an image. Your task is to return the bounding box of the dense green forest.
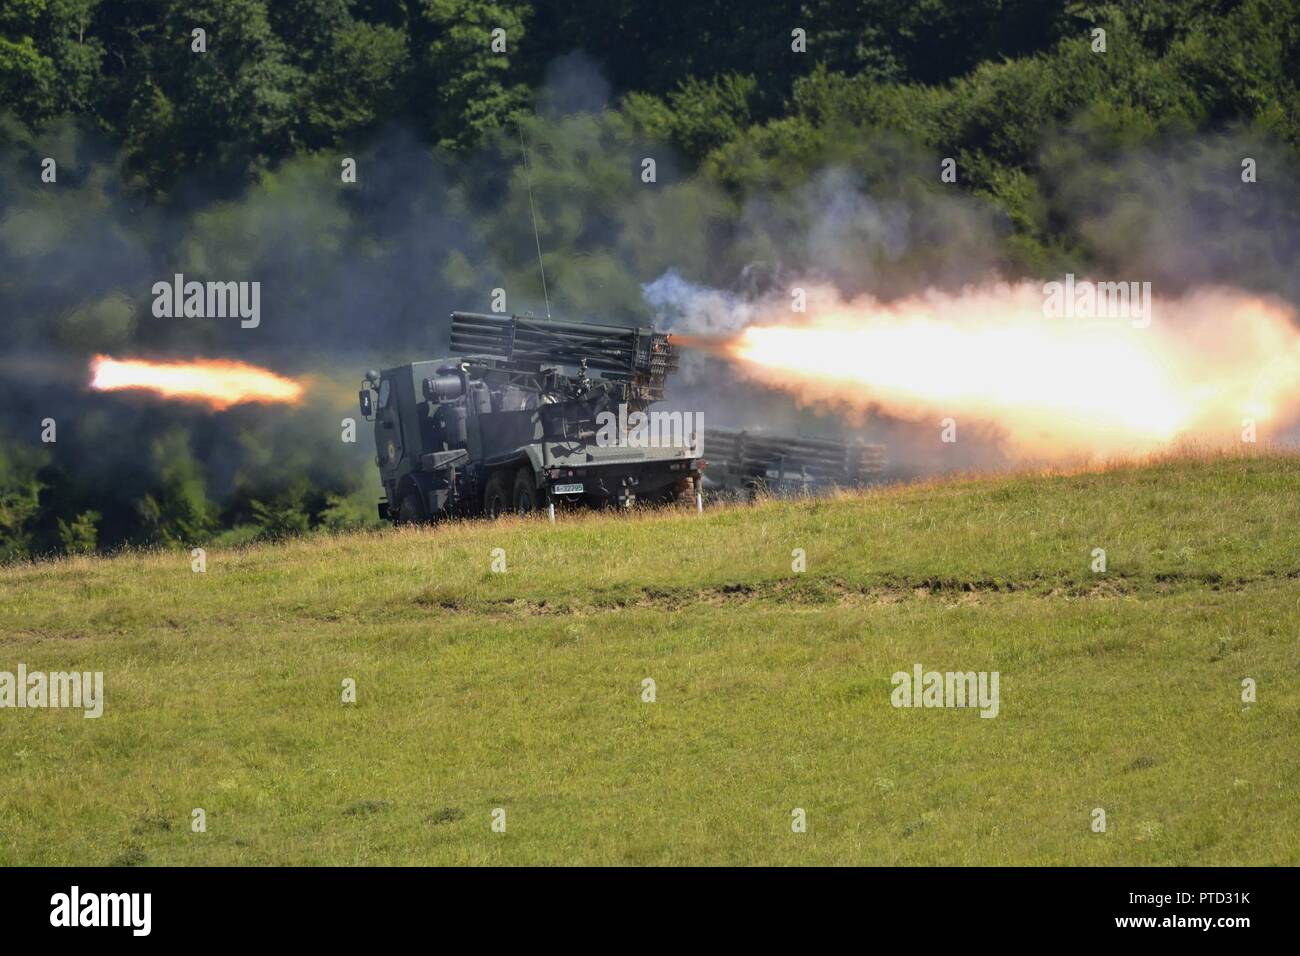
[2,0,1299,558]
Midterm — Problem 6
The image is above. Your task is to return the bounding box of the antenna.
[517,123,552,320]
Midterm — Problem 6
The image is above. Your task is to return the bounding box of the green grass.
[1,452,1298,865]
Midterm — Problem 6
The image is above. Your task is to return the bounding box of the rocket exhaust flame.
[89,355,305,410]
[688,284,1300,459]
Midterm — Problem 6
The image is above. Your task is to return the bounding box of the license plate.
[552,482,584,495]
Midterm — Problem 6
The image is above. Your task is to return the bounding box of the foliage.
[56,508,99,553]
[248,494,311,540]
[2,0,1299,554]
[0,447,46,561]
[134,430,218,546]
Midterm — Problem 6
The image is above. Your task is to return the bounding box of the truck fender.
[520,446,545,486]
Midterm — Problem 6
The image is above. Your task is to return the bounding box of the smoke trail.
[663,281,1300,458]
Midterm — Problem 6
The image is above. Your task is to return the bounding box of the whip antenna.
[518,123,551,320]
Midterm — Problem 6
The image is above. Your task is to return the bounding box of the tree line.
[1,0,1298,557]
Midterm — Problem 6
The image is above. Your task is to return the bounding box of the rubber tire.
[512,469,538,515]
[654,477,695,507]
[672,476,695,505]
[398,487,427,524]
[483,471,510,518]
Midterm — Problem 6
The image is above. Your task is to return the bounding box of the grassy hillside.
[1,453,1298,865]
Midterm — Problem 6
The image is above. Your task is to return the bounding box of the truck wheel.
[653,477,694,507]
[398,487,427,524]
[483,471,510,518]
[512,469,538,514]
[671,476,695,505]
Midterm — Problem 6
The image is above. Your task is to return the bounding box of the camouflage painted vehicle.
[701,429,886,498]
[359,311,701,522]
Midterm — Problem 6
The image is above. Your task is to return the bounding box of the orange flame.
[718,284,1300,459]
[89,355,305,410]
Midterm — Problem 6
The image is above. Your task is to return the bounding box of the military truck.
[701,429,886,498]
[359,311,702,522]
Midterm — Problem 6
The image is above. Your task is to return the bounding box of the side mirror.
[358,388,373,420]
